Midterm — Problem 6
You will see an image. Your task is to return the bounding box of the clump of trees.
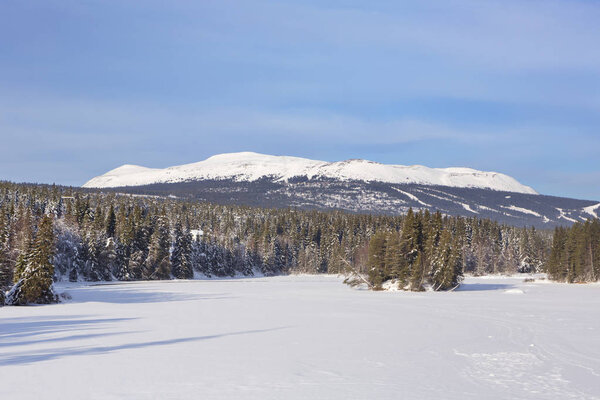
[364,209,551,291]
[546,218,600,282]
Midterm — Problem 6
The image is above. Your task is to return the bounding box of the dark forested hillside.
[546,219,600,282]
[0,181,588,305]
[96,178,599,229]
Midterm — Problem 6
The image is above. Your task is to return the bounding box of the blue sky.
[1,0,599,200]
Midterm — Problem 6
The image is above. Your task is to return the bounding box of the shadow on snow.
[0,315,138,341]
[0,321,289,366]
[456,282,516,292]
[59,283,237,304]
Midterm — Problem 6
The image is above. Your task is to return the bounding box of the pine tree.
[430,229,463,291]
[70,237,88,282]
[105,204,116,238]
[367,231,387,289]
[127,250,145,280]
[144,216,171,280]
[13,239,32,283]
[98,237,117,280]
[409,252,426,291]
[0,212,12,289]
[85,234,104,281]
[7,215,57,305]
[546,227,566,281]
[399,209,423,286]
[192,236,211,277]
[0,244,12,290]
[171,222,193,279]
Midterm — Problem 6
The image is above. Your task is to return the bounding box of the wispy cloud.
[0,0,598,199]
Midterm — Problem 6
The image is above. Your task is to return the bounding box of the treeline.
[363,209,551,290]
[546,218,600,282]
[0,181,556,305]
[0,181,405,304]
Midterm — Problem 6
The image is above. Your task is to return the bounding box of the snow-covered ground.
[1,276,599,399]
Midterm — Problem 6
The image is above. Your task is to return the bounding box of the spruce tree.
[0,213,12,289]
[144,216,171,280]
[171,222,193,279]
[98,237,117,280]
[105,204,116,238]
[127,250,145,280]
[367,231,387,288]
[13,239,32,283]
[0,241,12,290]
[384,232,402,283]
[430,229,463,291]
[399,209,423,286]
[409,253,426,291]
[7,215,57,305]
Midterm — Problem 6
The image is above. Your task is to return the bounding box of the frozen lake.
[1,275,599,399]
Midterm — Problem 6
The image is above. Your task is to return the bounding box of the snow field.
[1,275,599,399]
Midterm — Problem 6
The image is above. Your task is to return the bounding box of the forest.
[0,181,596,305]
[546,218,600,282]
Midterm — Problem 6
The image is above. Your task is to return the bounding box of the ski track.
[1,276,599,399]
[392,187,431,207]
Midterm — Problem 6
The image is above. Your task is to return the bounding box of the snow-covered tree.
[144,216,171,280]
[7,215,57,305]
[171,222,193,279]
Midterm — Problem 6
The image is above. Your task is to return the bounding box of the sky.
[0,0,599,200]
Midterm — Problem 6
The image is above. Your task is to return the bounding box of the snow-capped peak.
[82,152,538,194]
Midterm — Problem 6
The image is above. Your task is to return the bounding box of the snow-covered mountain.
[83,152,599,228]
[83,152,537,194]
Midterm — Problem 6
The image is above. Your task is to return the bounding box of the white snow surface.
[2,275,599,399]
[392,187,432,207]
[83,152,538,194]
[502,205,542,218]
[584,203,600,219]
[461,203,479,214]
[556,207,579,223]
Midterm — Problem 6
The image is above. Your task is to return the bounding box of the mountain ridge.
[84,152,537,194]
[82,152,600,228]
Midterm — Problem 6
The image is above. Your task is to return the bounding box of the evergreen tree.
[171,222,193,279]
[367,231,387,288]
[127,250,145,280]
[0,213,12,289]
[384,232,402,283]
[430,229,463,290]
[7,215,57,305]
[98,237,118,280]
[13,239,32,283]
[409,252,426,291]
[144,216,171,280]
[105,204,116,238]
[85,234,106,281]
[399,209,423,286]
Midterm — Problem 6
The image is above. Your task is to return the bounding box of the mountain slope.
[83,152,598,228]
[84,152,537,194]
